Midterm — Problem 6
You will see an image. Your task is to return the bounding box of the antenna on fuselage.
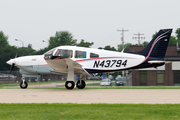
[121,45,127,53]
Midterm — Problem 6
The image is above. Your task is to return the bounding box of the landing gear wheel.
[76,80,86,89]
[65,81,75,90]
[20,81,28,89]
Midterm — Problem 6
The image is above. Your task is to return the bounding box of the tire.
[76,80,86,89]
[65,81,75,90]
[20,81,28,89]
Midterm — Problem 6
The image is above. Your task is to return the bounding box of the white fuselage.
[7,55,51,75]
[7,46,145,75]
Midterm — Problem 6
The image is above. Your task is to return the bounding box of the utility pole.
[117,28,128,77]
[133,32,145,45]
[117,28,129,50]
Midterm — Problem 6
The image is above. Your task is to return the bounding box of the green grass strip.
[0,103,180,120]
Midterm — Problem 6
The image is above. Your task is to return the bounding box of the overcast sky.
[0,0,179,50]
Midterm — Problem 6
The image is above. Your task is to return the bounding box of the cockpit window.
[43,48,56,55]
[75,51,86,58]
[90,53,99,58]
[54,49,73,58]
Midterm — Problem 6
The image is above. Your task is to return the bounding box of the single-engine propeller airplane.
[7,29,172,90]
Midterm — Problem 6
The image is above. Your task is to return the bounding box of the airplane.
[6,29,172,90]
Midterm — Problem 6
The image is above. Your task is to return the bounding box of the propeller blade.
[15,54,17,58]
[10,63,15,73]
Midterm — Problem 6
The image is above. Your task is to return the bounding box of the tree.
[77,39,94,47]
[176,28,180,40]
[117,43,132,52]
[98,45,116,51]
[0,31,9,47]
[175,28,180,44]
[168,36,177,46]
[0,45,18,71]
[152,32,157,39]
[35,47,49,55]
[0,31,11,70]
[28,44,32,49]
[98,47,103,49]
[48,31,76,49]
[18,47,36,56]
[103,45,116,51]
[142,41,149,46]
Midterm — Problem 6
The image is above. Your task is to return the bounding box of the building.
[129,46,180,86]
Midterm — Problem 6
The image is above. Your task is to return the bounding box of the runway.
[0,89,180,104]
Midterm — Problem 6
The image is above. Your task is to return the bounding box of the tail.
[134,29,172,58]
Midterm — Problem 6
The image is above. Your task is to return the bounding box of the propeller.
[10,63,15,73]
[7,54,17,74]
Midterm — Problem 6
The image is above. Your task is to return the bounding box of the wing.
[45,58,90,76]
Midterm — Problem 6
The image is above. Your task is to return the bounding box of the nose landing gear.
[20,77,28,89]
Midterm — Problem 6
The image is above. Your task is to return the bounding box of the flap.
[45,58,90,76]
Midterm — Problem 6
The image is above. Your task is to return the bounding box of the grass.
[1,81,180,119]
[0,103,180,120]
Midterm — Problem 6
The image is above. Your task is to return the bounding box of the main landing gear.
[20,77,28,89]
[76,80,86,89]
[65,80,86,90]
[65,62,87,90]
[65,81,75,90]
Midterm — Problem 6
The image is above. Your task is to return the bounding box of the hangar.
[129,45,180,86]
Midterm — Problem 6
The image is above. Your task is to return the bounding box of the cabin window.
[75,51,86,58]
[90,53,99,58]
[54,49,73,58]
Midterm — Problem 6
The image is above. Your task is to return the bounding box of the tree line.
[0,28,180,71]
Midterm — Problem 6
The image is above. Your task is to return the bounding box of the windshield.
[43,48,57,55]
[102,79,110,82]
[117,77,126,81]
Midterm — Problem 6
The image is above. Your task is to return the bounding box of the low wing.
[45,58,90,76]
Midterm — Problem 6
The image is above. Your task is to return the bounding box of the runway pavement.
[0,89,180,104]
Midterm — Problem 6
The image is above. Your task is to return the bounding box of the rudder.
[135,29,172,58]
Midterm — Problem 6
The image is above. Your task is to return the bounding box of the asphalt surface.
[0,89,180,104]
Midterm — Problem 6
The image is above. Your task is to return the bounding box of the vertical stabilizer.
[134,29,172,58]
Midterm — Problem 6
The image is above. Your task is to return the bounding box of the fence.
[0,71,132,88]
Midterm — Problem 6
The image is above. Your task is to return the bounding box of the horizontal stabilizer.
[148,61,165,64]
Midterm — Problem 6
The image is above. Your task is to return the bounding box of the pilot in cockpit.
[62,50,69,58]
[54,49,72,58]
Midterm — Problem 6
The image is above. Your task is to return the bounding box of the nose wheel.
[20,81,28,89]
[20,77,28,89]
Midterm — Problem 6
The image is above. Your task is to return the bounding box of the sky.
[0,0,179,50]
